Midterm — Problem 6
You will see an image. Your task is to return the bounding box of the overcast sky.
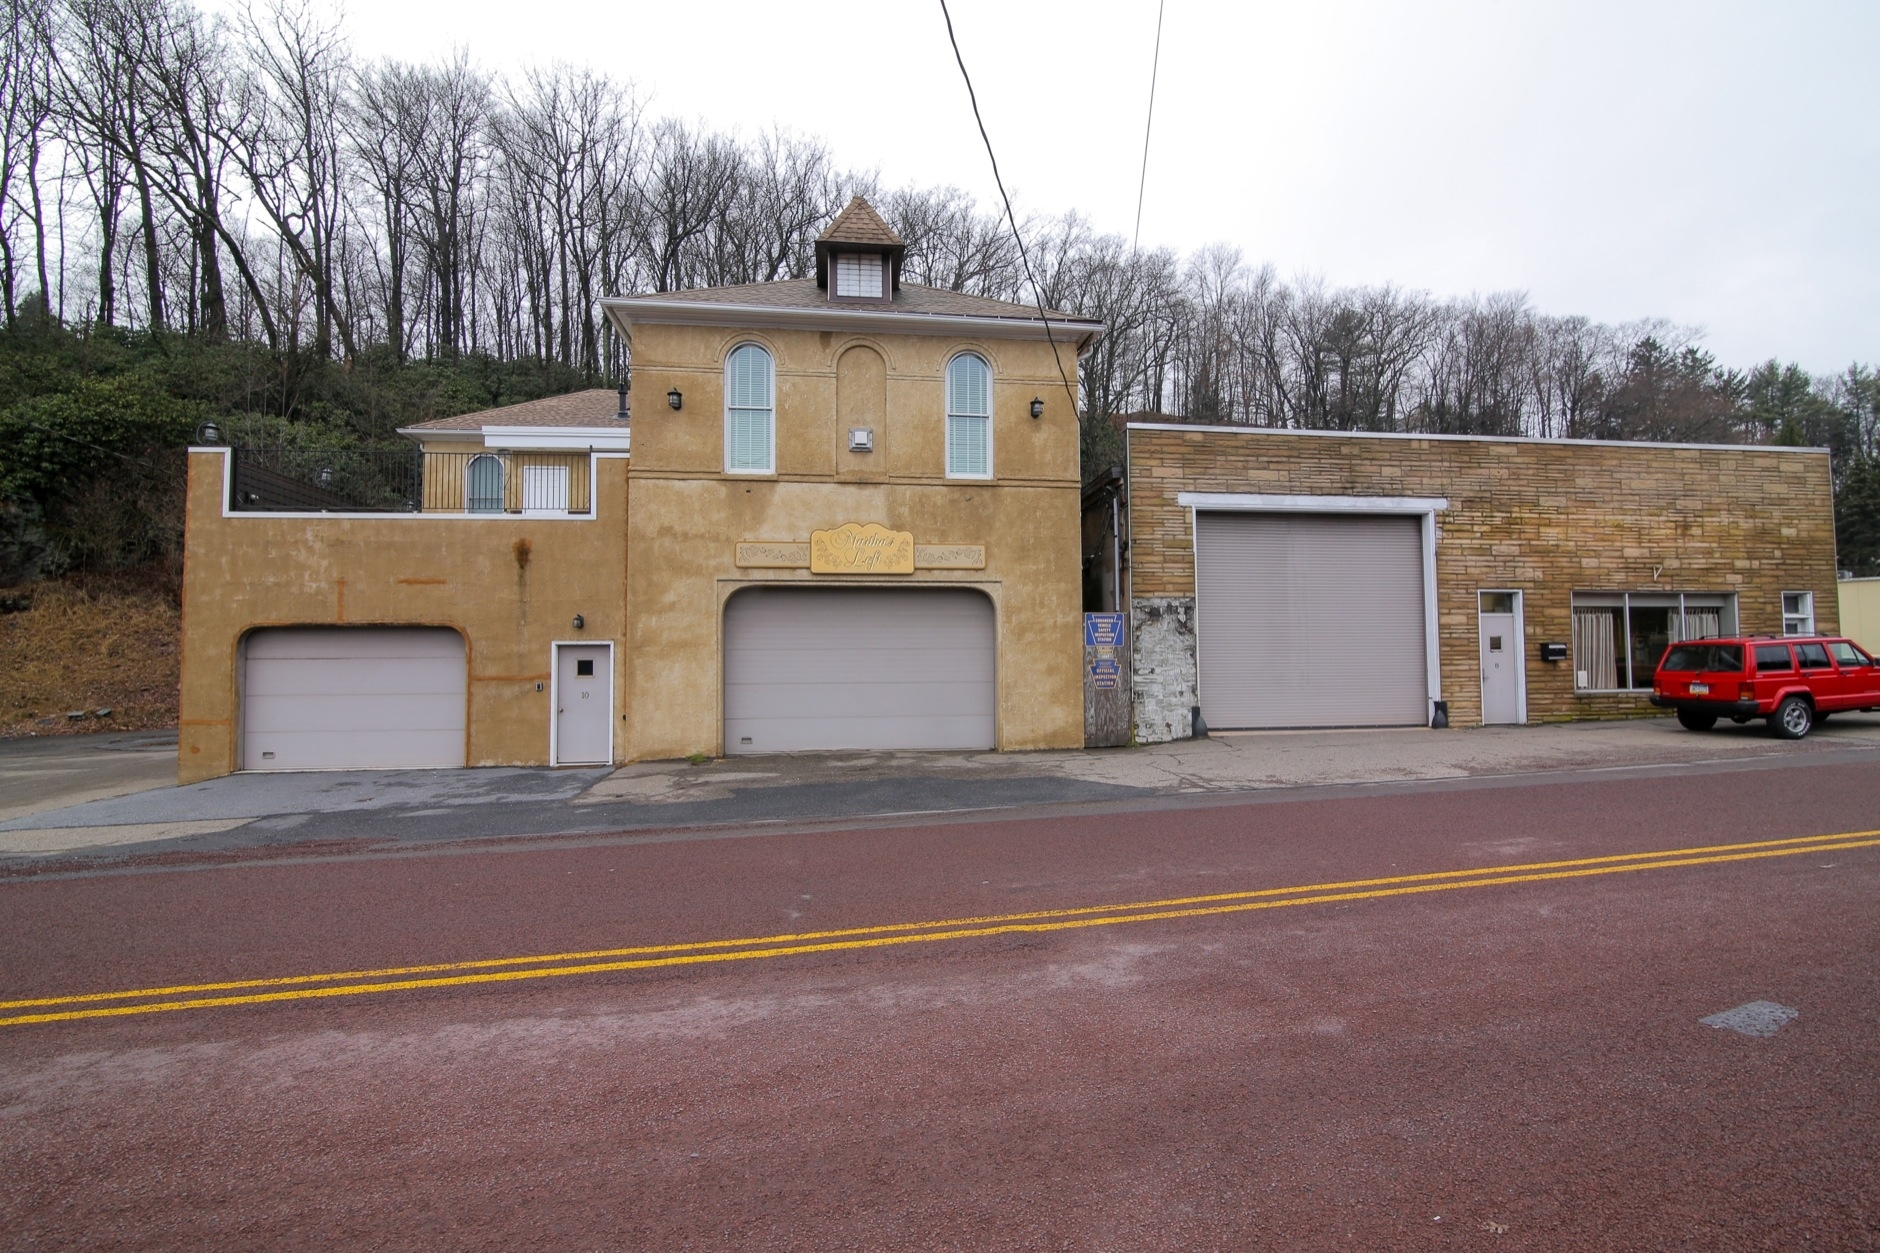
[307,0,1878,374]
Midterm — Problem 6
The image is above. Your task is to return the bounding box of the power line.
[1133,0,1167,254]
[936,0,1080,418]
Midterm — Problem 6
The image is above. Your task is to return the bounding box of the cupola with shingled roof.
[816,196,903,304]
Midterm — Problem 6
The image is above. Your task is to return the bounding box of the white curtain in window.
[835,253,883,298]
[1573,608,1620,690]
[726,344,774,472]
[947,353,990,476]
[1685,608,1721,640]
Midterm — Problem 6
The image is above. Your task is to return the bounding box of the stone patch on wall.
[1132,596,1197,743]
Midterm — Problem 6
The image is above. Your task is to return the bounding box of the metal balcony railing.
[227,448,593,515]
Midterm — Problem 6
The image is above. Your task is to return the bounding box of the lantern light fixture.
[667,387,683,411]
[1029,397,1044,419]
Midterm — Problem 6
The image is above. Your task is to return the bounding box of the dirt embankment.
[0,575,180,738]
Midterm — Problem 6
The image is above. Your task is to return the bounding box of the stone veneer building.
[1091,421,1840,742]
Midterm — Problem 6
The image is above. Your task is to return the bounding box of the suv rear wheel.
[1771,695,1814,740]
[1676,709,1717,731]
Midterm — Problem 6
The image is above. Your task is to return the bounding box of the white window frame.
[464,453,504,514]
[520,463,571,516]
[723,342,776,475]
[945,351,993,480]
[1781,591,1815,636]
[834,252,885,299]
[1570,591,1739,692]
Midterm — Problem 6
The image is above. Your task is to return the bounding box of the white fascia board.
[600,296,1106,354]
[1177,491,1449,515]
[1129,420,1829,456]
[395,427,481,442]
[480,426,630,451]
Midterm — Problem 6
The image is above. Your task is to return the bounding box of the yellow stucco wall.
[622,323,1086,758]
[1840,579,1880,653]
[178,449,629,783]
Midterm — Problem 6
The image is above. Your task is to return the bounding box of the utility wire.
[1133,0,1166,253]
[937,0,1080,418]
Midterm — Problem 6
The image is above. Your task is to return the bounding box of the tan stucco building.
[177,199,1102,782]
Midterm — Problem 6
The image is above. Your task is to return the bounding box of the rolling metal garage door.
[723,587,995,753]
[241,628,467,770]
[1195,512,1427,729]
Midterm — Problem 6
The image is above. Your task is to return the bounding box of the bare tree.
[231,0,352,358]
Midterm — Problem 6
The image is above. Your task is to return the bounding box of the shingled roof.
[407,388,628,431]
[818,196,903,247]
[612,277,1088,325]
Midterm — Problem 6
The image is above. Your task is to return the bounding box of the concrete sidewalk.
[586,715,1880,803]
[5,715,1880,859]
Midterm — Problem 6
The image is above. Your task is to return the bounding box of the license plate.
[1689,682,1709,695]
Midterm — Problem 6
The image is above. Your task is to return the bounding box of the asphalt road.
[2,758,1876,1249]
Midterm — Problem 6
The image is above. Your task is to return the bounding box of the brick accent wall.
[1125,425,1839,728]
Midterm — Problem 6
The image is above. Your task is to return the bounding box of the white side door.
[1478,592,1524,724]
[554,644,613,765]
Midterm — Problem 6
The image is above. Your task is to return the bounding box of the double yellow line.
[4,829,1875,1029]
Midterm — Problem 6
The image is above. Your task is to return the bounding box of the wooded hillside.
[2,0,1877,587]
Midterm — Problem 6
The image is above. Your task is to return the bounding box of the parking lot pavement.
[6,714,1880,861]
[0,731,178,825]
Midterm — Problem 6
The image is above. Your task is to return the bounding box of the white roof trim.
[1178,491,1449,515]
[482,426,630,451]
[601,295,1105,352]
[396,424,630,451]
[1128,420,1829,455]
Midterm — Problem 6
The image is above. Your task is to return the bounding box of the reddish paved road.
[3,762,1878,1249]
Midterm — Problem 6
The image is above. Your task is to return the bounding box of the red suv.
[1650,636,1880,739]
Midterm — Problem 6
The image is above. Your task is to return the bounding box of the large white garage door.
[1196,512,1428,729]
[724,587,995,753]
[242,628,467,770]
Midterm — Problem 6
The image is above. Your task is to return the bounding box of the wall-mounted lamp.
[572,614,585,630]
[317,467,333,488]
[667,387,683,411]
[1029,397,1044,419]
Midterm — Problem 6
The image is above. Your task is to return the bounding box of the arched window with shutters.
[465,453,504,513]
[724,343,775,474]
[946,352,991,479]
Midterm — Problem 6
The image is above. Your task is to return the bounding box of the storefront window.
[1571,592,1737,692]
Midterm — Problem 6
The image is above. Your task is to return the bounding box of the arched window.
[725,343,775,473]
[946,352,991,478]
[465,453,504,513]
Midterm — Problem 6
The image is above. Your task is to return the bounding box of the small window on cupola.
[835,253,884,299]
[816,196,904,304]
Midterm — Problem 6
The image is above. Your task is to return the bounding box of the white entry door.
[1478,592,1524,724]
[555,644,613,765]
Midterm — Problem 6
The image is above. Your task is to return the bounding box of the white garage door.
[724,587,995,753]
[1196,512,1428,729]
[242,628,467,770]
